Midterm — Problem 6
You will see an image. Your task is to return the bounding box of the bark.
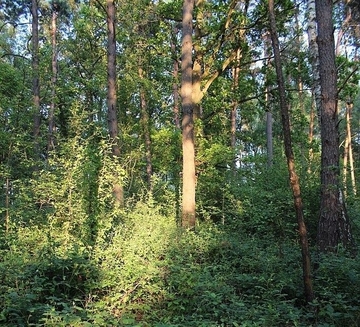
[264,31,273,168]
[307,0,321,124]
[181,0,196,229]
[268,0,314,303]
[308,96,315,173]
[315,0,353,252]
[172,26,181,129]
[106,0,123,207]
[266,110,273,167]
[295,8,304,113]
[31,0,41,158]
[139,66,153,190]
[231,49,241,172]
[343,101,357,196]
[48,8,58,153]
[5,178,9,234]
[335,6,352,56]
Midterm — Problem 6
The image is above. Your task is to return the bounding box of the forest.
[0,0,360,326]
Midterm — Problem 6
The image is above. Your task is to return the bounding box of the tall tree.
[307,0,321,124]
[47,1,59,153]
[181,0,196,228]
[32,0,41,159]
[106,0,123,207]
[315,0,353,251]
[268,0,314,302]
[172,25,181,129]
[138,65,153,190]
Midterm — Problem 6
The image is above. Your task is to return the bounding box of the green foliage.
[1,0,360,326]
[2,195,360,326]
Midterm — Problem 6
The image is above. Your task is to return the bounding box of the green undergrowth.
[0,201,360,326]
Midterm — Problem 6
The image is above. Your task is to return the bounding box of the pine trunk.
[268,0,314,303]
[315,0,353,252]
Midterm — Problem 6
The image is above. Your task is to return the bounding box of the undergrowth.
[0,200,360,326]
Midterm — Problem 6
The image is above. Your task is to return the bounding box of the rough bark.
[181,0,196,229]
[106,0,123,207]
[268,0,314,303]
[315,0,353,252]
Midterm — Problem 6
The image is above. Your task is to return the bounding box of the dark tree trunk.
[268,0,314,303]
[315,0,353,252]
[106,0,123,207]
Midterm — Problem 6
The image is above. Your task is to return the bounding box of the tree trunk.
[308,96,315,173]
[181,0,196,229]
[307,0,321,124]
[231,49,241,172]
[315,0,353,252]
[106,0,123,207]
[5,178,9,234]
[139,66,153,190]
[343,101,357,196]
[48,8,58,153]
[172,26,181,129]
[268,0,314,303]
[264,31,273,168]
[31,0,41,159]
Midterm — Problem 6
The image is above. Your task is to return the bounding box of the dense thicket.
[0,0,359,326]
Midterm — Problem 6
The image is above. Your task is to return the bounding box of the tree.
[106,0,123,207]
[181,0,196,228]
[31,0,41,160]
[47,1,59,153]
[315,0,353,251]
[268,0,313,302]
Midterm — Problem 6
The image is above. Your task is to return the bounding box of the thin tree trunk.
[31,0,41,159]
[5,178,9,234]
[181,0,196,229]
[264,31,273,168]
[295,6,304,113]
[231,49,241,172]
[307,0,321,124]
[139,66,153,190]
[268,0,314,303]
[48,8,58,153]
[106,0,123,207]
[308,96,315,173]
[343,101,357,196]
[172,26,181,129]
[315,0,353,252]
